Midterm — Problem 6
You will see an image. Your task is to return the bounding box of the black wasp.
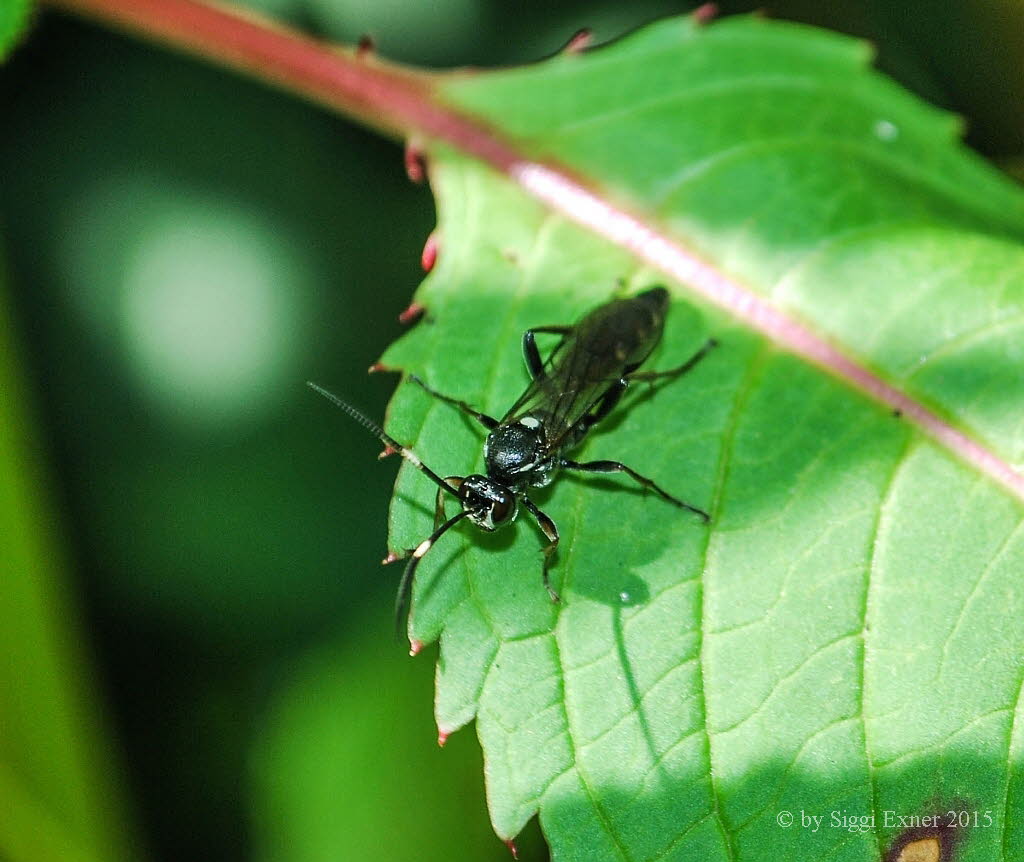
[309,286,715,629]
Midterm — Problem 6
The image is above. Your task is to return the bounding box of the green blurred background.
[0,1,1021,860]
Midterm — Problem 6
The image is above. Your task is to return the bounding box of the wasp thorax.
[484,417,546,483]
[459,474,518,531]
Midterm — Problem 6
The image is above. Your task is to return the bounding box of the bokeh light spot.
[121,208,303,428]
[60,175,312,432]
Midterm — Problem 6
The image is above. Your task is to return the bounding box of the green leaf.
[0,268,135,860]
[0,0,31,60]
[379,14,1024,862]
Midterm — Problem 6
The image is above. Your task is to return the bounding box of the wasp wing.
[500,327,631,451]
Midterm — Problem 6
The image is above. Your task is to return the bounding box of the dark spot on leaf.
[893,837,940,862]
[884,805,966,862]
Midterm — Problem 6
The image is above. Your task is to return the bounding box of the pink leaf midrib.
[510,162,1024,501]
[47,0,1024,502]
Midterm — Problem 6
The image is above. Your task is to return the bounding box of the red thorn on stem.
[409,639,424,657]
[437,727,450,746]
[503,838,519,859]
[367,362,387,374]
[404,140,427,183]
[398,302,426,325]
[420,231,439,272]
[378,445,397,459]
[563,28,592,54]
[356,34,375,58]
[693,3,718,24]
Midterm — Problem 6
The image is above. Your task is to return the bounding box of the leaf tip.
[851,35,877,67]
[503,838,519,859]
[945,111,969,141]
[404,139,427,184]
[692,3,719,25]
[420,231,439,273]
[409,638,425,657]
[561,28,592,55]
[398,301,427,325]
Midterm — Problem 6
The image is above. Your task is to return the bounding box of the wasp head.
[458,475,518,531]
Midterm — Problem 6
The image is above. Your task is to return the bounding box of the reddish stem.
[42,0,520,172]
[40,0,1024,502]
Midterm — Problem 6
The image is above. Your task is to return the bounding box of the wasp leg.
[433,486,448,531]
[522,496,561,603]
[626,338,717,382]
[522,326,572,379]
[409,375,498,430]
[571,378,629,439]
[395,510,471,635]
[561,458,710,522]
[433,476,464,529]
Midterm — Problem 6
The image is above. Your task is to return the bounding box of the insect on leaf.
[379,14,1024,862]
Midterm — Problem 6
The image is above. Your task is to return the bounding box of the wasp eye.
[490,494,516,525]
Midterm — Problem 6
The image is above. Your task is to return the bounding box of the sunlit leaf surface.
[379,15,1024,862]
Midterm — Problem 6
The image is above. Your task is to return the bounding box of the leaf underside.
[379,15,1024,862]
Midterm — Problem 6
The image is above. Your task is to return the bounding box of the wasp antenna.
[307,381,387,437]
[395,509,470,637]
[307,381,461,499]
